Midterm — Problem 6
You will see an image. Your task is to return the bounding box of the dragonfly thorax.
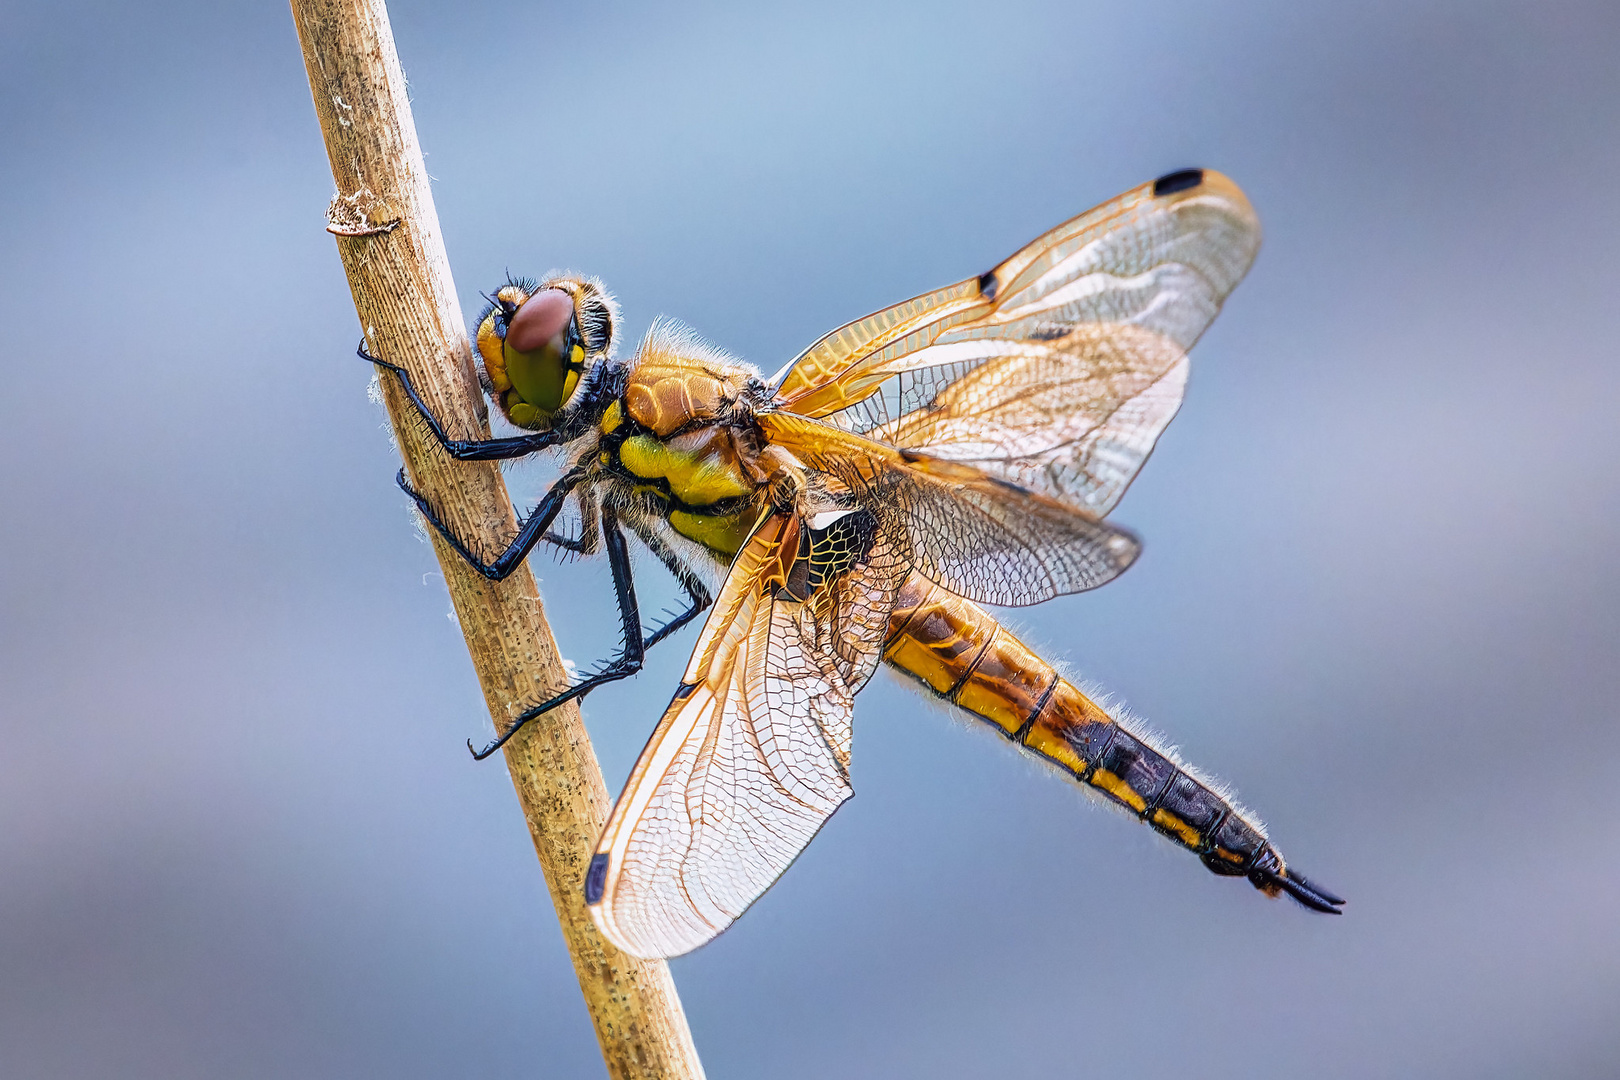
[590,342,778,559]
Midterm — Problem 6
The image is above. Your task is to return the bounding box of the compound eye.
[506,288,574,353]
[499,287,588,425]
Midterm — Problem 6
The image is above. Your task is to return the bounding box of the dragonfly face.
[368,168,1345,960]
[475,276,617,430]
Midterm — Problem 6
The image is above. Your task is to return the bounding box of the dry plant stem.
[289,2,706,1076]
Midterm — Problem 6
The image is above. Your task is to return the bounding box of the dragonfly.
[362,168,1344,960]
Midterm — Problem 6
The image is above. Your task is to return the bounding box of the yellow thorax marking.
[618,434,752,506]
[668,509,754,557]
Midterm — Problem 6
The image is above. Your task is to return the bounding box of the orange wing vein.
[760,412,1139,607]
[587,508,905,958]
[772,170,1261,518]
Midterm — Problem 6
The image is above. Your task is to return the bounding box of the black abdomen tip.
[1153,168,1204,196]
[584,852,609,904]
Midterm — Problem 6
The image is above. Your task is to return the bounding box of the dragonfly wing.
[587,507,906,959]
[761,412,1139,607]
[869,324,1190,518]
[774,170,1260,517]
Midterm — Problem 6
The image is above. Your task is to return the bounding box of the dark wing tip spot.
[1153,168,1204,196]
[584,852,609,905]
[674,681,700,701]
[977,270,999,300]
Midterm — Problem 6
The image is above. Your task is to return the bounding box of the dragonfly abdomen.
[883,574,1281,886]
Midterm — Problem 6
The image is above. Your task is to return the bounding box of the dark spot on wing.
[805,508,877,593]
[584,853,609,904]
[977,270,999,301]
[1153,168,1204,196]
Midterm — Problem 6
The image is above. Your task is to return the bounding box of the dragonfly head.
[476,274,617,429]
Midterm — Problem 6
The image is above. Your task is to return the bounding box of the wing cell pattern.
[590,171,1265,958]
[760,413,1139,607]
[775,171,1260,517]
[589,509,906,959]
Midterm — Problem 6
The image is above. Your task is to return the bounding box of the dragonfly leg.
[623,522,714,650]
[359,341,561,461]
[469,504,647,760]
[398,465,584,580]
[539,491,601,556]
[542,530,593,554]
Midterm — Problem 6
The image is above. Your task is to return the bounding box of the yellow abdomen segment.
[883,574,1276,876]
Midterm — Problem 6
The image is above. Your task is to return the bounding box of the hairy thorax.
[593,348,792,559]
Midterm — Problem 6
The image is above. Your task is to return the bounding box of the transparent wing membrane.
[761,413,1138,607]
[588,509,907,958]
[584,171,1300,958]
[774,170,1260,517]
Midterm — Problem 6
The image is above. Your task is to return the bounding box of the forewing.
[587,509,906,959]
[760,412,1139,607]
[773,170,1259,517]
[769,277,990,414]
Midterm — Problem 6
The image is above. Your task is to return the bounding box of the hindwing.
[587,507,906,958]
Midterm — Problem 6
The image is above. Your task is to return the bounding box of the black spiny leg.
[399,466,584,580]
[359,342,560,461]
[469,505,648,760]
[540,491,601,557]
[627,523,714,651]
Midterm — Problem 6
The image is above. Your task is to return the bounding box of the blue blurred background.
[3,1,1618,1076]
